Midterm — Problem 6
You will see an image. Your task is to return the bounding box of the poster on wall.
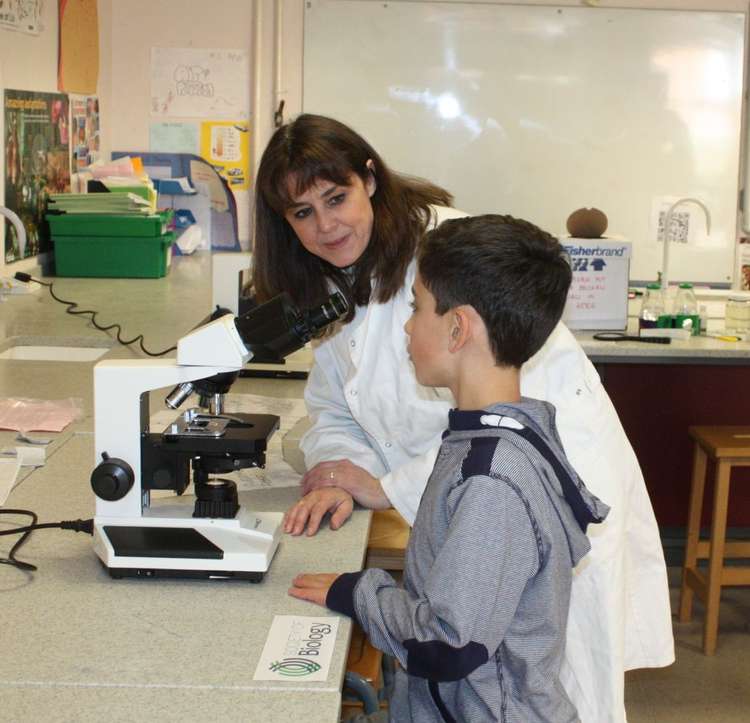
[58,0,99,94]
[150,47,250,119]
[0,0,44,35]
[149,121,199,154]
[69,93,100,170]
[200,120,249,190]
[4,89,70,263]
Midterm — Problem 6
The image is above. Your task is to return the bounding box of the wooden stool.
[679,425,750,654]
[365,508,411,571]
[342,623,384,719]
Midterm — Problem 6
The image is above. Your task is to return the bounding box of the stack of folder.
[48,155,174,277]
[48,192,153,215]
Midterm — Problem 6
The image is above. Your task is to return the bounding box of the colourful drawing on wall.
[69,94,100,169]
[150,48,249,119]
[4,89,71,263]
[200,121,249,190]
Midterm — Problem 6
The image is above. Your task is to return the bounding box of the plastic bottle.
[699,304,708,334]
[639,283,666,329]
[674,282,700,335]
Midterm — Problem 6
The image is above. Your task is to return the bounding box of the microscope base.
[104,564,265,583]
[92,507,283,582]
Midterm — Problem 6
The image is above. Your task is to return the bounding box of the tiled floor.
[625,567,750,723]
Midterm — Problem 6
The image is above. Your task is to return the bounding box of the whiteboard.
[303,1,746,285]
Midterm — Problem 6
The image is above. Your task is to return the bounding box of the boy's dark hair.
[418,214,572,368]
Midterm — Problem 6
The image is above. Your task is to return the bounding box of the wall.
[105,0,255,243]
[1,1,257,268]
[0,2,59,92]
[301,0,747,286]
[6,1,745,270]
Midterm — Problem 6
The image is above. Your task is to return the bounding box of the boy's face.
[404,272,453,387]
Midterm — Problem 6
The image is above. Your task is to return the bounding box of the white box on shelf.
[562,238,631,330]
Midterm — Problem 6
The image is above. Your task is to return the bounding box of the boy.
[289,215,609,722]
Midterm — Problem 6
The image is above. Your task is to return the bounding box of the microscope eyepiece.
[302,291,348,333]
[233,291,348,363]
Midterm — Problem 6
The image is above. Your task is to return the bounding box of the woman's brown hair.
[251,114,452,321]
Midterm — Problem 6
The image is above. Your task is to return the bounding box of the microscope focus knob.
[91,453,135,501]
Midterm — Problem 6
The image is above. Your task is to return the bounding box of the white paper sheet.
[150,48,250,119]
[253,615,340,682]
[0,457,21,505]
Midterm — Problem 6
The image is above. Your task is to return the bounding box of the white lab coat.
[300,207,674,723]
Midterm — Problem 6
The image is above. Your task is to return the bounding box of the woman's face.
[283,172,376,267]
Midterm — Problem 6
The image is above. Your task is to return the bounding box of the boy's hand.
[289,573,340,607]
[283,487,354,536]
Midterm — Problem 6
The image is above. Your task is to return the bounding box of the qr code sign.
[657,209,690,244]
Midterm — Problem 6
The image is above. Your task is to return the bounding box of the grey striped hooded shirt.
[327,398,609,722]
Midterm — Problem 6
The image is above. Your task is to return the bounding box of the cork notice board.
[58,0,99,93]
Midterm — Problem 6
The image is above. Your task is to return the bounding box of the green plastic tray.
[53,232,175,278]
[46,210,173,238]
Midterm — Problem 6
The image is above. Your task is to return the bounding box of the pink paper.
[0,398,83,433]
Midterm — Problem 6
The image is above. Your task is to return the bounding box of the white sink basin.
[0,345,109,362]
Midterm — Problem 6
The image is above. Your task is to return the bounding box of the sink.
[0,345,109,362]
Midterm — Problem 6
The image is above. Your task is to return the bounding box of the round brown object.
[566,208,608,239]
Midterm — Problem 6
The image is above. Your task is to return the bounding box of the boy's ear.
[448,307,471,353]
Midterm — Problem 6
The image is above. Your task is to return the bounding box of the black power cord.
[0,509,93,572]
[14,272,177,357]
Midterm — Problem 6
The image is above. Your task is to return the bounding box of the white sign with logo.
[562,238,632,330]
[253,615,340,682]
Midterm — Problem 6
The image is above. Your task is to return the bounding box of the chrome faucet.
[0,205,27,259]
[659,197,711,292]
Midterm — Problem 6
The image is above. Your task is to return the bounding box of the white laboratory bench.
[3,252,750,720]
[576,327,750,366]
[0,253,370,722]
[573,293,750,365]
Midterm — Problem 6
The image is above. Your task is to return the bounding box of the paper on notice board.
[651,196,710,246]
[150,48,250,119]
[200,121,250,190]
[69,94,101,170]
[150,122,199,154]
[58,0,99,93]
[0,0,43,34]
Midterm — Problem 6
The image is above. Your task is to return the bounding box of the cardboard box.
[562,238,631,330]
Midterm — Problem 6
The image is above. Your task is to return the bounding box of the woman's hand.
[301,459,391,510]
[289,573,340,607]
[283,487,354,536]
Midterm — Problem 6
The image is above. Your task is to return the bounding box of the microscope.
[90,291,347,581]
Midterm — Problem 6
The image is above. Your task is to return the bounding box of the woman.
[252,114,673,722]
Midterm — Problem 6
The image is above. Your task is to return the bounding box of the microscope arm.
[176,314,250,368]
